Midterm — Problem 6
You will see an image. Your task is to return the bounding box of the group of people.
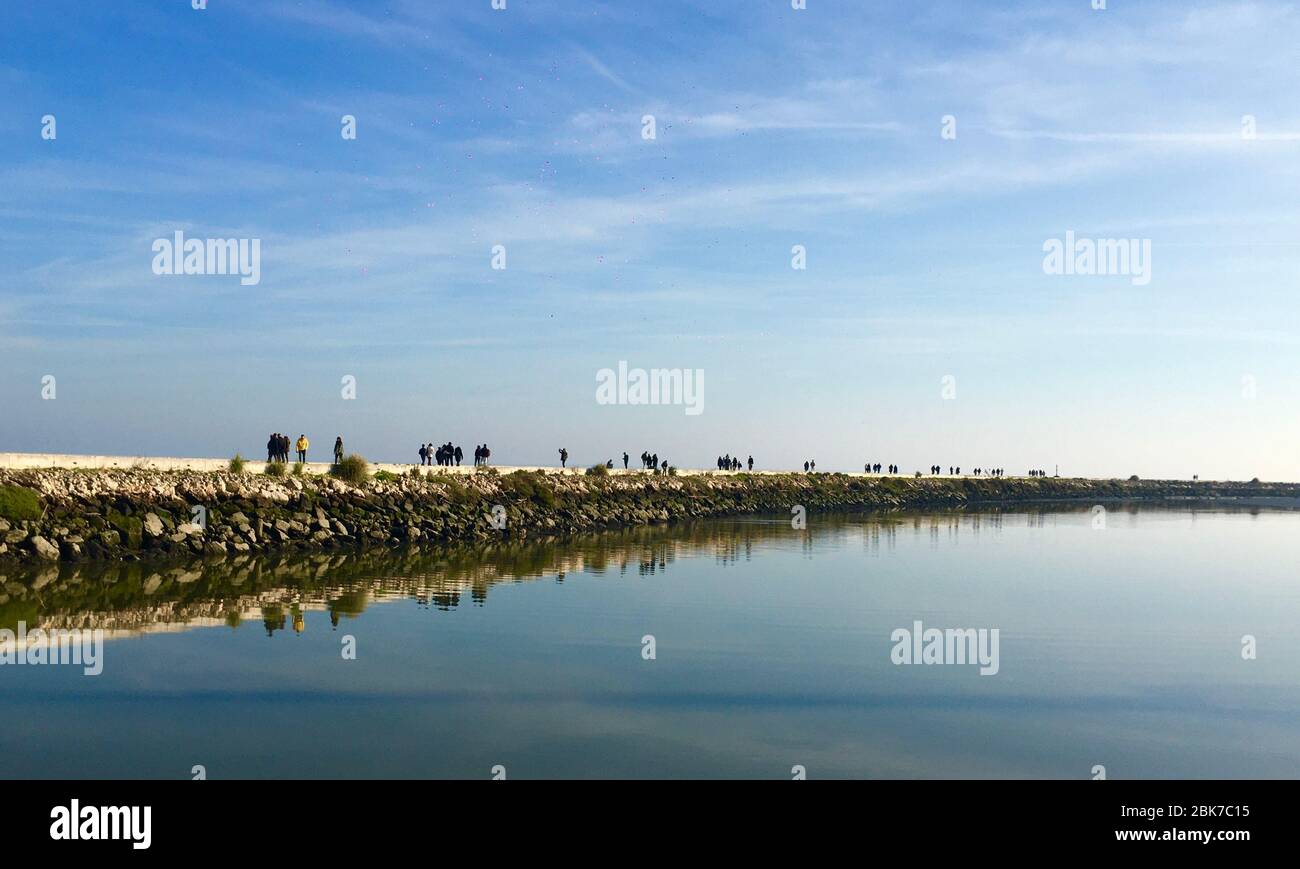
[253,438,1041,478]
[420,442,462,466]
[266,433,321,464]
[637,451,668,472]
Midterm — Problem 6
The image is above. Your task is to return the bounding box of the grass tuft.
[331,454,370,484]
[0,485,42,522]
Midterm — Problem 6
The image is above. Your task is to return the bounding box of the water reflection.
[2,501,1282,642]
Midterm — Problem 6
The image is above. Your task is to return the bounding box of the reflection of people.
[293,610,304,634]
[263,605,286,637]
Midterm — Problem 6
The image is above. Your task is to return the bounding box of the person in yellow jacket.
[296,434,309,463]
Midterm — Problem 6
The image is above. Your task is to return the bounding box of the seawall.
[2,463,1297,565]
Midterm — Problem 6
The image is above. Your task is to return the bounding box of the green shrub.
[586,463,610,477]
[229,454,247,474]
[437,475,477,506]
[503,470,556,507]
[331,454,370,484]
[264,461,286,477]
[293,461,306,477]
[373,470,400,482]
[0,485,41,522]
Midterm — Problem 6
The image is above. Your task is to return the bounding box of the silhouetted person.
[623,452,629,469]
[804,461,810,472]
[747,456,753,471]
[454,445,463,466]
[559,448,568,468]
[334,437,344,465]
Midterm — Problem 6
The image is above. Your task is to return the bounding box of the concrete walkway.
[0,451,925,478]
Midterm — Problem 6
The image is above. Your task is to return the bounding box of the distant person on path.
[747,456,753,471]
[804,461,810,472]
[559,448,568,468]
[334,437,344,465]
[623,452,629,469]
[454,445,463,466]
[419,444,428,466]
[296,435,309,464]
[267,434,277,463]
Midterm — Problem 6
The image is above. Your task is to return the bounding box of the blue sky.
[2,0,1298,479]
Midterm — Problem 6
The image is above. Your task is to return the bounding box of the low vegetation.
[331,454,370,484]
[0,485,42,522]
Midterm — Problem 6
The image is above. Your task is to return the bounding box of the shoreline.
[3,459,1298,567]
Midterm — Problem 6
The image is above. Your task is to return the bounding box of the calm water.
[3,505,1299,779]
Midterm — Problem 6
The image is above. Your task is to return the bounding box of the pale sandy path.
[0,451,941,478]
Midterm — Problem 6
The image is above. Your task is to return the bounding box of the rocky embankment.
[1,466,1296,565]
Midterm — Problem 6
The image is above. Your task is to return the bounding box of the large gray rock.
[28,535,60,561]
[143,512,165,537]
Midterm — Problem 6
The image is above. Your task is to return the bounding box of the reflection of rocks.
[0,504,1261,641]
[0,518,838,636]
[3,466,1299,569]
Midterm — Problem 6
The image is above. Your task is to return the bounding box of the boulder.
[28,535,60,561]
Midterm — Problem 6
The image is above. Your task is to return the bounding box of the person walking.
[296,434,309,464]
